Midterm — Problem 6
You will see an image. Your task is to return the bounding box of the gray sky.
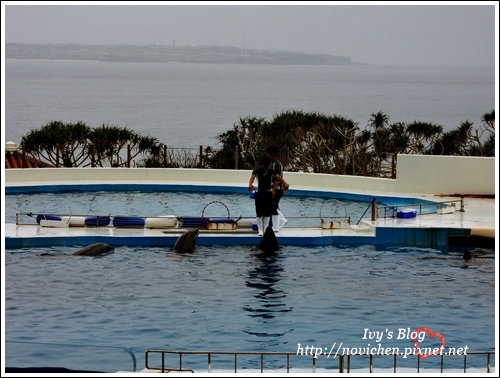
[2,1,498,67]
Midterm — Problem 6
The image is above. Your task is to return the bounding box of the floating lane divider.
[36,214,178,228]
[234,218,254,229]
[179,201,239,230]
[144,215,178,229]
[62,216,86,227]
[36,214,61,223]
[113,216,146,228]
[38,215,110,227]
[85,215,111,227]
[179,216,207,228]
[27,198,250,230]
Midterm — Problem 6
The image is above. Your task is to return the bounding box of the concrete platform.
[5,197,495,249]
[5,159,496,250]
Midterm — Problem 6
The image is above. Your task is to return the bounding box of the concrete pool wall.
[4,154,496,249]
[5,154,495,197]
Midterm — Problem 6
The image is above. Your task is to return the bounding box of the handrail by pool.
[379,199,464,218]
[145,349,494,373]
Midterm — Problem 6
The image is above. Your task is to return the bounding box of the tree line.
[20,109,495,178]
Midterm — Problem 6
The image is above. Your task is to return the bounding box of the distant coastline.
[5,43,366,65]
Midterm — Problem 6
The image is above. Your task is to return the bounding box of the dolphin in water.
[71,243,115,256]
[463,248,494,260]
[41,243,114,257]
[259,226,279,253]
[417,248,494,262]
[173,229,200,253]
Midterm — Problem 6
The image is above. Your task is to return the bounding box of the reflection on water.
[244,249,291,321]
[242,248,295,357]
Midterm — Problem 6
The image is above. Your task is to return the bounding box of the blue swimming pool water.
[4,243,495,372]
[4,189,494,371]
[5,190,371,227]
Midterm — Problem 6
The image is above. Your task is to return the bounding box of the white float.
[145,215,178,229]
[235,218,254,228]
[40,219,70,228]
[61,216,86,227]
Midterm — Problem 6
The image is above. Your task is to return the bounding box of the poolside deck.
[5,196,495,249]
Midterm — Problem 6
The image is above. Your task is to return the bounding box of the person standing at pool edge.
[248,156,289,236]
[267,146,287,232]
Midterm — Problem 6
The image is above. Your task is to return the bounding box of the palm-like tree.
[267,110,324,171]
[88,124,162,167]
[234,116,269,169]
[481,109,495,132]
[479,110,495,157]
[351,129,372,176]
[430,121,472,156]
[21,121,163,168]
[23,109,493,171]
[367,111,390,176]
[89,124,134,167]
[471,110,496,157]
[383,122,410,178]
[405,121,443,154]
[21,121,92,167]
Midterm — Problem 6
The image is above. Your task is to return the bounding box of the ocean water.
[4,59,495,148]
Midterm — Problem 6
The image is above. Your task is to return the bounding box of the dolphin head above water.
[173,229,200,253]
[463,249,472,260]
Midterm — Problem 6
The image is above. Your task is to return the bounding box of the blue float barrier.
[179,216,208,228]
[85,216,111,227]
[113,216,146,228]
[36,214,61,224]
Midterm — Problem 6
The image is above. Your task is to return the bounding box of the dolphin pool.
[5,189,372,227]
[3,189,496,372]
[4,242,495,372]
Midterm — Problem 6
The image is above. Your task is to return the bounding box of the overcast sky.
[2,1,498,67]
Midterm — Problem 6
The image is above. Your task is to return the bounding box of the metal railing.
[145,349,494,373]
[377,198,464,219]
